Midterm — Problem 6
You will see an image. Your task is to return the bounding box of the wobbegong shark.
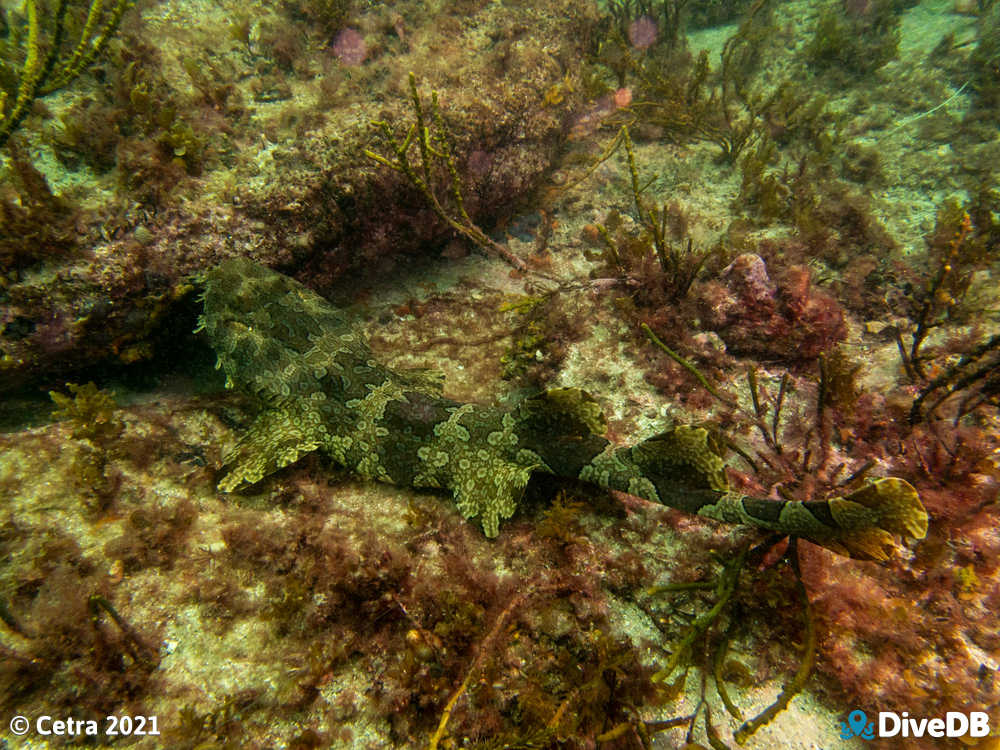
[198,259,928,561]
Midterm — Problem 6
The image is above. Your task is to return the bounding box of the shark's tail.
[621,427,928,561]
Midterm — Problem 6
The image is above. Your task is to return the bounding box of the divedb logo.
[840,709,991,740]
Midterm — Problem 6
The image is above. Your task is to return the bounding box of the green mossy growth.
[819,346,862,412]
[805,1,900,75]
[840,141,882,184]
[103,500,197,573]
[971,4,1000,112]
[688,0,755,29]
[262,578,313,637]
[535,490,587,544]
[49,382,125,509]
[0,140,78,269]
[898,196,997,382]
[160,120,205,175]
[497,292,578,387]
[296,0,353,37]
[738,138,787,222]
[610,0,831,166]
[499,296,546,381]
[585,129,718,300]
[431,590,486,647]
[169,691,261,749]
[500,320,547,381]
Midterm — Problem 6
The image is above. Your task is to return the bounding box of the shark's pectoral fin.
[451,456,540,538]
[218,404,325,492]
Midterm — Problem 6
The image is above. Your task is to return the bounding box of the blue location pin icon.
[847,710,867,738]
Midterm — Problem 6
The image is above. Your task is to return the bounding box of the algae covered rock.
[0,0,600,391]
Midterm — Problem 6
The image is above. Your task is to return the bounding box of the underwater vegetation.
[0,0,596,387]
[0,0,131,148]
[0,0,998,748]
[364,72,528,272]
[804,0,902,76]
[0,0,131,271]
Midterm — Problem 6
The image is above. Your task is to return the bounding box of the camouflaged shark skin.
[199,259,929,561]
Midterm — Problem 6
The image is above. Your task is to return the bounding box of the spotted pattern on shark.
[198,259,928,561]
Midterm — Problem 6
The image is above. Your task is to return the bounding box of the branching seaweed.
[805,0,900,75]
[364,72,526,271]
[88,594,161,670]
[428,591,529,750]
[619,0,778,164]
[739,357,862,502]
[0,587,159,714]
[910,333,1000,423]
[585,126,718,302]
[896,206,976,381]
[651,544,749,686]
[0,0,131,148]
[733,544,815,744]
[646,538,816,747]
[894,195,999,422]
[643,323,736,407]
[607,0,691,51]
[642,329,874,507]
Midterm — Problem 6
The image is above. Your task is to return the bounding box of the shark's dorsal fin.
[510,388,610,477]
[629,425,730,494]
[516,387,608,436]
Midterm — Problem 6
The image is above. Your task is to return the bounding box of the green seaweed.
[49,382,124,508]
[619,0,781,164]
[896,197,996,383]
[364,72,526,270]
[298,0,353,37]
[648,539,817,746]
[0,0,131,148]
[49,381,123,444]
[587,127,718,300]
[805,0,900,75]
